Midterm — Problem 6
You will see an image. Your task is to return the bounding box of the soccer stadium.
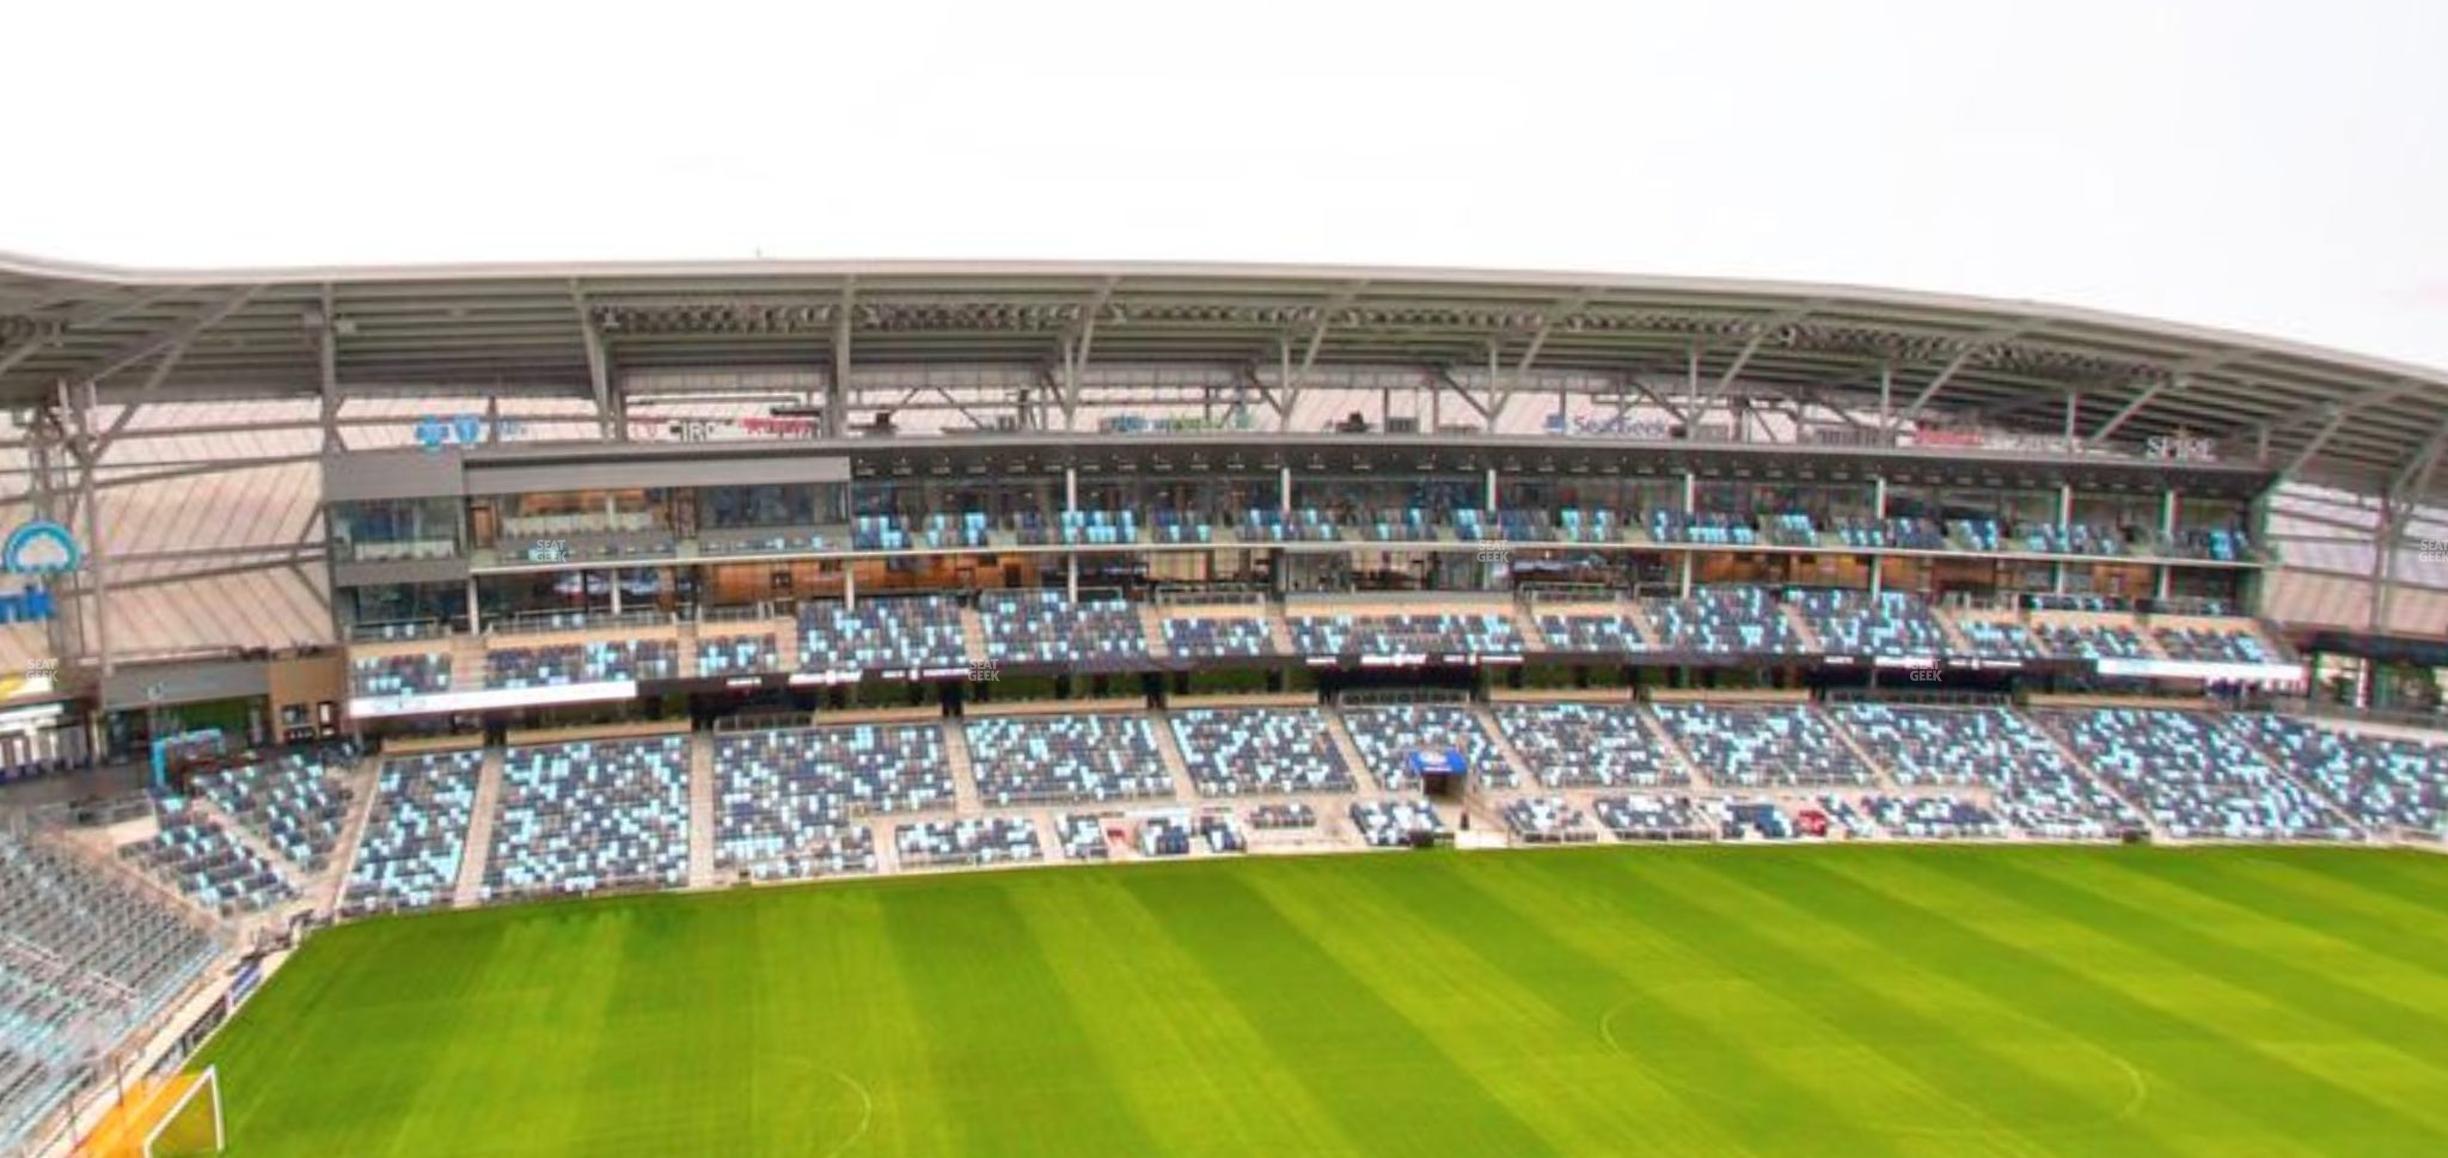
[0,251,2445,1155]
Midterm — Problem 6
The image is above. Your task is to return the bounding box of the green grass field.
[200,845,2448,1156]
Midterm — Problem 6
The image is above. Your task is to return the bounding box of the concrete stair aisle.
[183,793,304,886]
[1778,601,1825,653]
[1634,703,1712,789]
[1505,604,1548,652]
[686,734,719,887]
[959,606,990,669]
[451,634,491,691]
[944,722,983,816]
[1139,606,1172,659]
[775,615,802,672]
[2023,708,2171,842]
[1268,610,1299,657]
[1470,704,1537,788]
[1323,709,1383,792]
[1930,609,1974,656]
[1818,705,1903,792]
[321,760,389,914]
[1147,711,1198,800]
[452,748,505,906]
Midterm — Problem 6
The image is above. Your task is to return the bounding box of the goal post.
[141,1066,223,1157]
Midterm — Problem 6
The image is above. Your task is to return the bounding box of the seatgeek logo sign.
[0,520,78,624]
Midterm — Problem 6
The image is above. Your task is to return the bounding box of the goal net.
[141,1067,223,1157]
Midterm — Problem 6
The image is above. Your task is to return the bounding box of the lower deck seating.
[2229,713,2448,836]
[1533,612,1650,654]
[798,595,969,676]
[1856,794,2006,838]
[1720,800,1797,840]
[1339,704,1516,790]
[188,753,354,872]
[1641,588,1813,655]
[1797,795,1879,838]
[1494,702,1685,787]
[2036,709,2352,840]
[1288,612,1524,659]
[743,828,877,882]
[1348,800,1445,847]
[1169,708,1356,796]
[895,818,1042,868]
[1056,814,1110,860]
[1827,704,2142,838]
[120,802,297,916]
[1649,703,1874,787]
[964,714,1175,806]
[1951,618,2046,660]
[1592,795,1715,840]
[977,591,1150,668]
[1195,814,1248,853]
[1135,815,1195,857]
[2032,618,2151,660]
[0,832,219,1145]
[1249,803,1317,829]
[712,724,952,871]
[342,751,482,915]
[1501,796,1596,843]
[1787,590,1951,658]
[482,735,690,901]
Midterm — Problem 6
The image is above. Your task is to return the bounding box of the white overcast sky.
[7,1,2444,368]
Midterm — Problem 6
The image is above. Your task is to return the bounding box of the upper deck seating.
[2017,522,2127,556]
[1948,518,2003,552]
[2032,619,2151,660]
[1017,510,1143,547]
[1169,708,1357,796]
[699,528,829,556]
[1787,590,1951,657]
[2152,624,2279,664]
[1648,703,1874,788]
[964,714,1174,806]
[1338,704,1516,790]
[1764,512,1819,547]
[1160,615,1277,658]
[1493,702,1686,787]
[188,752,354,873]
[482,736,690,901]
[852,513,989,551]
[1951,618,2046,660]
[487,639,678,687]
[1286,612,1524,658]
[2171,528,2252,562]
[696,633,779,677]
[1239,508,1340,543]
[2228,713,2448,836]
[1533,611,1650,653]
[1650,511,1757,546]
[350,652,450,697]
[1147,510,1216,545]
[1826,704,2141,838]
[2035,708,2352,840]
[342,751,481,915]
[1835,516,1945,550]
[976,590,1150,668]
[797,595,969,676]
[1641,587,1813,655]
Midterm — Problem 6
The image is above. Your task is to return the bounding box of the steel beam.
[2090,375,2179,442]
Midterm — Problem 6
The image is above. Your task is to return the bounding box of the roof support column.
[65,382,111,677]
[830,284,854,440]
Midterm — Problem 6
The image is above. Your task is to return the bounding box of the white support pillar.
[1063,466,1078,514]
[1681,471,1697,514]
[466,577,482,635]
[1066,554,1080,602]
[2055,483,2075,594]
[844,565,857,612]
[1279,466,1292,514]
[609,569,622,616]
[1873,476,1889,518]
[1485,468,1499,513]
[1678,552,1694,599]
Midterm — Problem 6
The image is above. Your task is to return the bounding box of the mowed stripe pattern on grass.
[198,847,2448,1157]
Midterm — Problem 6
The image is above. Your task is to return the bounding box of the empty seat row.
[1170,708,1356,796]
[342,750,482,916]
